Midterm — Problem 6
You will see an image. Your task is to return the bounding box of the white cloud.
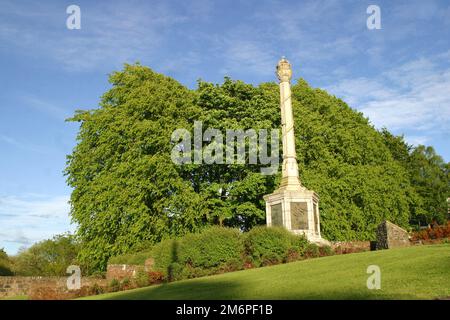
[0,194,74,255]
[326,53,450,146]
[189,0,361,80]
[221,39,277,76]
[0,1,190,72]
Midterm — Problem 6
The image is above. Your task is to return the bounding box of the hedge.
[151,227,244,280]
[244,226,309,266]
[108,226,333,282]
[108,248,153,265]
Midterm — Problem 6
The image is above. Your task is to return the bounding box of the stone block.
[376,220,410,250]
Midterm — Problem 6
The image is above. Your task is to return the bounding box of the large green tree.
[66,64,448,271]
[66,65,209,271]
[407,146,450,225]
[381,129,450,225]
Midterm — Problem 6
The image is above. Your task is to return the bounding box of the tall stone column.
[263,58,329,245]
[277,58,301,190]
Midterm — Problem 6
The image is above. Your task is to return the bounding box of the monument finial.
[276,57,292,82]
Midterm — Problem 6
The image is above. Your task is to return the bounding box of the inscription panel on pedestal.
[291,202,308,230]
[271,203,283,227]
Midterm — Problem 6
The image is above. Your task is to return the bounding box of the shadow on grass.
[102,277,420,300]
[103,280,244,300]
[275,290,420,300]
[167,240,179,283]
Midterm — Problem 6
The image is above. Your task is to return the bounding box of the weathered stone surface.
[0,276,107,299]
[376,220,410,250]
[106,264,140,280]
[270,203,283,227]
[331,241,371,253]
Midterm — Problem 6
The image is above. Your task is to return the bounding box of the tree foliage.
[66,64,449,271]
[0,248,13,276]
[380,129,450,225]
[407,146,450,225]
[11,234,79,276]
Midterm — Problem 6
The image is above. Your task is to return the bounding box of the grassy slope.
[88,244,450,300]
[0,295,28,300]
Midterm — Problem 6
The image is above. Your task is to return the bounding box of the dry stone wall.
[0,276,106,299]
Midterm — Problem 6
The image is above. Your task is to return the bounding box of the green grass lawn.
[86,244,450,300]
[0,295,28,300]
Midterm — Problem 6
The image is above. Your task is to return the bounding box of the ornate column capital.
[276,57,292,83]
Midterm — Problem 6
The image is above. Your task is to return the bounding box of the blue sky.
[0,0,449,255]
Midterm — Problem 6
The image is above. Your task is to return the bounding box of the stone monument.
[376,220,410,250]
[263,57,329,245]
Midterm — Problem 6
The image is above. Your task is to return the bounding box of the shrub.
[148,271,165,284]
[88,282,105,295]
[150,239,180,278]
[89,270,106,279]
[244,226,308,267]
[108,279,121,292]
[102,226,330,285]
[179,226,244,271]
[304,243,320,258]
[179,264,205,279]
[411,222,450,241]
[109,248,153,265]
[293,234,310,251]
[150,227,244,279]
[319,245,334,257]
[133,269,150,288]
[286,247,301,263]
[219,257,244,273]
[261,252,283,266]
[121,277,132,290]
[167,262,184,282]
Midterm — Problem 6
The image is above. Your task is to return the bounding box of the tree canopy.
[0,248,13,276]
[66,64,449,271]
[11,234,79,276]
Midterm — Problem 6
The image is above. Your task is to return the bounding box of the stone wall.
[331,241,371,254]
[0,276,107,299]
[376,220,410,250]
[106,259,154,280]
[106,264,141,280]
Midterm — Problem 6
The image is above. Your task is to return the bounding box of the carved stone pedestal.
[264,187,329,245]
